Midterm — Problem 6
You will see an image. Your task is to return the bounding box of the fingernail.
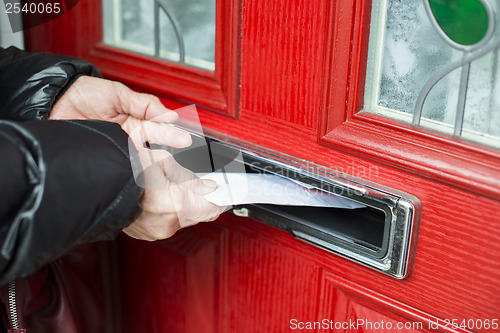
[180,134,192,146]
[202,179,217,190]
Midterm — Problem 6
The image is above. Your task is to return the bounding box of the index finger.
[126,118,192,148]
[118,83,174,121]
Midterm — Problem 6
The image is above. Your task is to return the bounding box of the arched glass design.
[363,0,500,148]
[103,0,216,71]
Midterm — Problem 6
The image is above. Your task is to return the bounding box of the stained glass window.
[363,0,500,148]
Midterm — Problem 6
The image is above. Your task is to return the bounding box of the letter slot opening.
[161,130,420,279]
[253,205,387,254]
[239,156,393,259]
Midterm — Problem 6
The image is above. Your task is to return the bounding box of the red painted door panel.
[24,0,500,332]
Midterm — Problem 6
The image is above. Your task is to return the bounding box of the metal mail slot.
[164,127,421,279]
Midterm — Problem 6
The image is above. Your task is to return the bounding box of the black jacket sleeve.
[0,48,144,285]
[0,46,101,121]
[0,120,143,285]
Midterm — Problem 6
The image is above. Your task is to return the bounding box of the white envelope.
[199,172,365,209]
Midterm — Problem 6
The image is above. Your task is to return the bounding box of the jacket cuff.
[0,119,144,284]
[53,73,86,105]
[0,47,102,121]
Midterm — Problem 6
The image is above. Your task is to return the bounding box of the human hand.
[51,76,191,148]
[123,148,226,241]
[52,76,226,240]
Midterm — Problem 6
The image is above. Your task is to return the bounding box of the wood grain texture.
[23,0,500,331]
[317,271,350,328]
[214,203,500,332]
[119,224,229,333]
[318,0,500,200]
[226,228,320,332]
[320,270,479,333]
[242,0,326,128]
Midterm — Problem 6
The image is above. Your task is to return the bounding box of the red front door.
[26,0,500,331]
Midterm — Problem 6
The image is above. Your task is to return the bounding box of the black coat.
[0,46,144,286]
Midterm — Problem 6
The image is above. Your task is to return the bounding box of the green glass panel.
[428,0,489,45]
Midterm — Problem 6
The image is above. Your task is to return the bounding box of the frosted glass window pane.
[363,0,500,149]
[103,0,215,71]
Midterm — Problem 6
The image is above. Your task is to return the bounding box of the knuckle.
[146,94,161,104]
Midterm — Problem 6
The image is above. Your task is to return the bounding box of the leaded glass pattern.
[103,0,216,71]
[363,0,500,148]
